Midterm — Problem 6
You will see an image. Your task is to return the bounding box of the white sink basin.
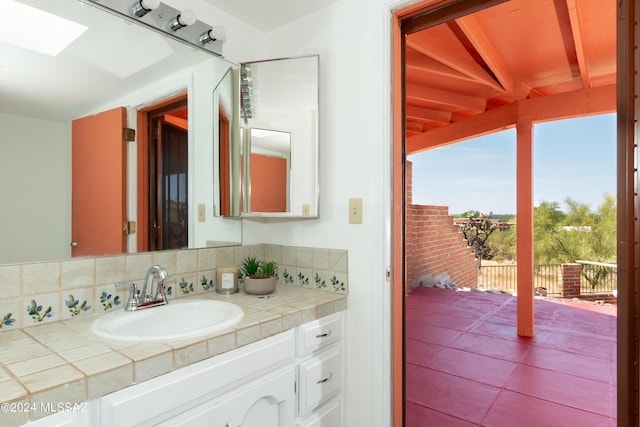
[90,299,244,342]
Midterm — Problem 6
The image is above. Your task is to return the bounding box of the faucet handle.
[154,281,168,304]
[115,281,138,311]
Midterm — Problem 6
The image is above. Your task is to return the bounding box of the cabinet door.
[220,366,295,427]
[158,366,295,427]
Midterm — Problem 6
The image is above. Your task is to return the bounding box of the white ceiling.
[201,0,340,31]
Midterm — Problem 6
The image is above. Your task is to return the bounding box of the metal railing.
[477,264,562,295]
[575,260,617,294]
[477,262,618,296]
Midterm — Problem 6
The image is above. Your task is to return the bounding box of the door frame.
[136,92,188,252]
[390,0,637,425]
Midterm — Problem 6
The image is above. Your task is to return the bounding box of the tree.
[533,195,616,264]
[533,201,566,264]
[455,210,480,218]
[487,224,516,262]
[460,212,497,269]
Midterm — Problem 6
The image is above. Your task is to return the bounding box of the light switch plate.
[198,204,206,222]
[349,198,362,224]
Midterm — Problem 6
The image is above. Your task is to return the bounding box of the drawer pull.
[316,329,332,338]
[317,372,333,384]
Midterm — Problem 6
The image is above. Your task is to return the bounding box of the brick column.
[560,263,582,298]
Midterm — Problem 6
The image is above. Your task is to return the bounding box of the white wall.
[240,0,395,425]
[0,113,71,263]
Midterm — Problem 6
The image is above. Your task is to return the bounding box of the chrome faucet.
[141,265,168,303]
[115,265,169,311]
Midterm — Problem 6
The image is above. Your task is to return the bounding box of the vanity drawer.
[297,396,341,427]
[298,345,342,415]
[297,312,342,356]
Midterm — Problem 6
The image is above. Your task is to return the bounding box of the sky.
[407,113,617,215]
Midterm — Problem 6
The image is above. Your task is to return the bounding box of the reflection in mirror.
[236,55,319,217]
[217,67,241,217]
[244,129,292,212]
[0,0,241,265]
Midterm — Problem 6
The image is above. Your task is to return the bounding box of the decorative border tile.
[96,286,123,312]
[199,272,215,292]
[63,289,94,320]
[0,298,19,329]
[23,294,57,325]
[0,244,349,335]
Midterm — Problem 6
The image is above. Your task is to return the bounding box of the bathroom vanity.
[8,291,345,427]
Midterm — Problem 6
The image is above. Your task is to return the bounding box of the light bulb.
[210,26,226,41]
[199,26,226,45]
[178,9,196,26]
[141,0,160,10]
[131,0,159,17]
[169,9,196,31]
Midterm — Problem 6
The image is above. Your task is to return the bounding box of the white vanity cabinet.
[295,312,345,426]
[100,330,295,426]
[156,366,295,426]
[17,311,345,427]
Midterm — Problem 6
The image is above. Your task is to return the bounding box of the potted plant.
[240,256,278,295]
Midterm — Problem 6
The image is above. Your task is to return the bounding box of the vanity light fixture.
[85,0,224,56]
[240,64,255,122]
[199,26,226,45]
[130,0,159,17]
[168,9,196,31]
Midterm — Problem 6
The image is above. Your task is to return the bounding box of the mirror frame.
[234,54,320,218]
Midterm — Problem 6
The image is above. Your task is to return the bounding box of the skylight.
[0,1,88,56]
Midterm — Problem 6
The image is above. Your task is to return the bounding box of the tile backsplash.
[0,244,348,331]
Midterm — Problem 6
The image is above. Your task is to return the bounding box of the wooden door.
[219,107,231,216]
[156,121,188,250]
[71,107,127,257]
[250,153,287,212]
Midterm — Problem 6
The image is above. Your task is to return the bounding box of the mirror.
[232,55,319,217]
[0,0,241,264]
[216,67,242,218]
[245,128,292,212]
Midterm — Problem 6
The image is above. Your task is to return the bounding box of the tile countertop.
[0,286,347,424]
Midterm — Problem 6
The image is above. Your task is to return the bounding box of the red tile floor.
[405,286,617,426]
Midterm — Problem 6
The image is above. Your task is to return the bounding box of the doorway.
[137,94,189,252]
[391,0,634,425]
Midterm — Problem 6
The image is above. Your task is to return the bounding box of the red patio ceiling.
[405,0,617,148]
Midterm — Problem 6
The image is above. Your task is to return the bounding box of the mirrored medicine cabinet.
[217,55,320,219]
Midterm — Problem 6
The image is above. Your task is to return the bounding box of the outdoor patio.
[405,286,617,426]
